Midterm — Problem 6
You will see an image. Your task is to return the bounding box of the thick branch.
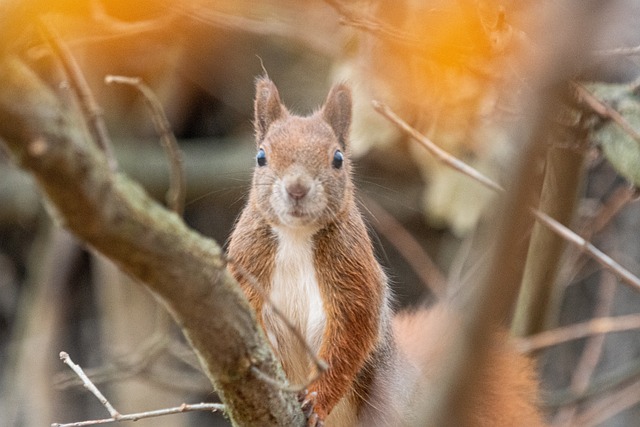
[0,56,303,427]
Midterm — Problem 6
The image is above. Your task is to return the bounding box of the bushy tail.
[386,304,546,426]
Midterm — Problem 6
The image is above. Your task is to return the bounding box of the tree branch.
[39,19,118,171]
[105,75,186,215]
[516,312,640,353]
[0,56,303,427]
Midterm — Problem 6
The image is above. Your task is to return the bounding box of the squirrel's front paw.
[299,390,325,427]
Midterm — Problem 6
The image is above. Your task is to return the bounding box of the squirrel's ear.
[254,77,285,144]
[322,83,352,150]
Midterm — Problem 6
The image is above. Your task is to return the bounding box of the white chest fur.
[263,226,327,383]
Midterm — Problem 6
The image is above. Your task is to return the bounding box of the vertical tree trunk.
[513,140,587,336]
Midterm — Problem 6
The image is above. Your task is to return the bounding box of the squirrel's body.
[227,77,545,426]
[227,80,395,425]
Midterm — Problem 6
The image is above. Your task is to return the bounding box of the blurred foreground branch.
[374,2,606,424]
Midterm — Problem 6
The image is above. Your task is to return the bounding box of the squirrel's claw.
[307,413,324,427]
[299,390,316,417]
[299,390,324,427]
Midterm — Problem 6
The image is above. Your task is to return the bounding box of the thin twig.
[54,324,170,389]
[54,352,224,427]
[533,210,640,293]
[38,20,118,172]
[372,100,505,193]
[105,75,185,215]
[544,358,640,408]
[51,402,225,427]
[174,5,337,58]
[573,82,640,149]
[593,44,640,57]
[360,194,446,298]
[29,11,177,62]
[58,352,121,419]
[323,0,421,47]
[568,271,616,390]
[554,184,635,300]
[516,313,640,353]
[572,377,640,427]
[552,270,617,426]
[226,258,328,384]
[250,366,308,393]
[373,100,640,295]
[590,186,637,234]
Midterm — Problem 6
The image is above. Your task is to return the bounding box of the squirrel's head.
[251,77,354,231]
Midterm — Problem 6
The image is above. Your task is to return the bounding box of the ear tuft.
[254,77,285,144]
[322,83,352,150]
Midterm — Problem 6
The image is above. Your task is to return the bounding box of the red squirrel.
[227,77,545,426]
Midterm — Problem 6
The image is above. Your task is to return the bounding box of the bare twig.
[58,352,121,419]
[373,100,640,295]
[572,377,640,427]
[552,270,617,426]
[533,211,640,293]
[360,194,446,298]
[105,75,185,215]
[552,184,635,310]
[372,100,504,193]
[38,20,117,172]
[250,366,310,394]
[323,0,420,47]
[53,352,224,427]
[588,185,636,235]
[544,358,640,409]
[516,313,640,353]
[28,9,177,61]
[54,324,170,389]
[573,82,640,148]
[51,402,225,427]
[593,44,640,57]
[568,272,616,389]
[175,5,338,57]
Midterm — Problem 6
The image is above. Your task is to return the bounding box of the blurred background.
[1,0,640,426]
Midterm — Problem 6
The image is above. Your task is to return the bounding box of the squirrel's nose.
[286,182,310,201]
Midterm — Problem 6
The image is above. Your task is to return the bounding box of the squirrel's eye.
[256,148,267,167]
[332,150,344,169]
